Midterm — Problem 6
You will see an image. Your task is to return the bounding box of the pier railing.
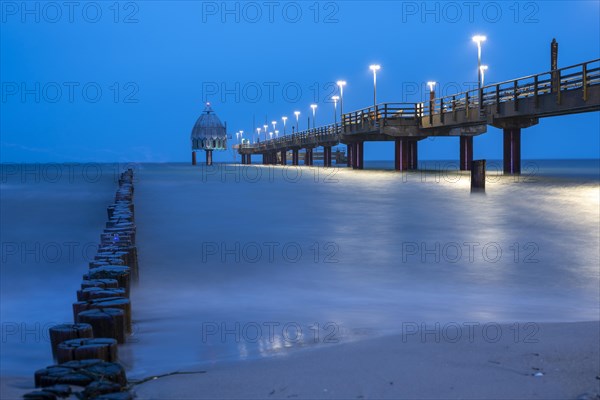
[240,59,599,151]
[421,59,600,122]
[245,123,342,151]
[342,103,418,129]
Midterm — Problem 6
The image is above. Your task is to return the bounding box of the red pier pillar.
[292,149,299,166]
[503,128,521,174]
[459,136,474,171]
[206,150,213,166]
[323,146,332,167]
[408,141,418,170]
[354,142,364,170]
[395,139,418,170]
[303,149,314,166]
[347,144,353,167]
[281,150,287,165]
[192,151,197,166]
[395,139,409,171]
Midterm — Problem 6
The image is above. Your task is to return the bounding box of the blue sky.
[1,0,599,162]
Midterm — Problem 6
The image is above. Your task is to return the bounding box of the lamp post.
[294,111,300,133]
[336,80,346,123]
[427,81,436,112]
[472,35,487,91]
[310,104,317,129]
[263,124,268,141]
[271,121,277,138]
[369,65,381,110]
[331,96,339,124]
[239,130,244,145]
[282,116,288,135]
[256,127,261,143]
[275,130,279,138]
[480,65,488,87]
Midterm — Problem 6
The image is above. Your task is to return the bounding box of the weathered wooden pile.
[24,169,138,400]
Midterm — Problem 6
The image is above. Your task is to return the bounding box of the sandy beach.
[130,321,599,400]
[2,321,598,399]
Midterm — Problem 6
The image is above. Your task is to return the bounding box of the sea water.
[1,160,598,380]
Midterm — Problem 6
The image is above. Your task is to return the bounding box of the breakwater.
[23,169,137,400]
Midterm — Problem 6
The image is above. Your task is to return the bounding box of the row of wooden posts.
[24,169,138,400]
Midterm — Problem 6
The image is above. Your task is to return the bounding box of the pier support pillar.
[292,149,299,166]
[503,128,521,175]
[206,150,213,166]
[395,139,418,171]
[353,142,364,170]
[408,140,418,170]
[280,150,287,165]
[459,136,474,171]
[192,151,197,166]
[323,146,332,167]
[347,144,353,167]
[394,139,409,171]
[304,149,313,166]
[246,154,251,165]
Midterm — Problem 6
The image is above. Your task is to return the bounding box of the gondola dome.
[191,103,227,151]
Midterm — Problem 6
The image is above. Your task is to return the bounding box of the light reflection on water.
[123,162,599,377]
[0,162,598,378]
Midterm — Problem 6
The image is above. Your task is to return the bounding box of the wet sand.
[130,321,600,399]
[2,321,598,399]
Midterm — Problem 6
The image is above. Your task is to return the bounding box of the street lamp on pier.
[336,80,346,123]
[480,65,488,87]
[310,104,318,129]
[331,96,340,124]
[271,120,277,133]
[294,111,300,133]
[472,35,487,91]
[369,65,381,111]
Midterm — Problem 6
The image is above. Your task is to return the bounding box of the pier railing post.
[452,96,457,121]
[534,76,539,108]
[513,80,519,111]
[495,85,500,113]
[556,69,562,105]
[582,63,588,101]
